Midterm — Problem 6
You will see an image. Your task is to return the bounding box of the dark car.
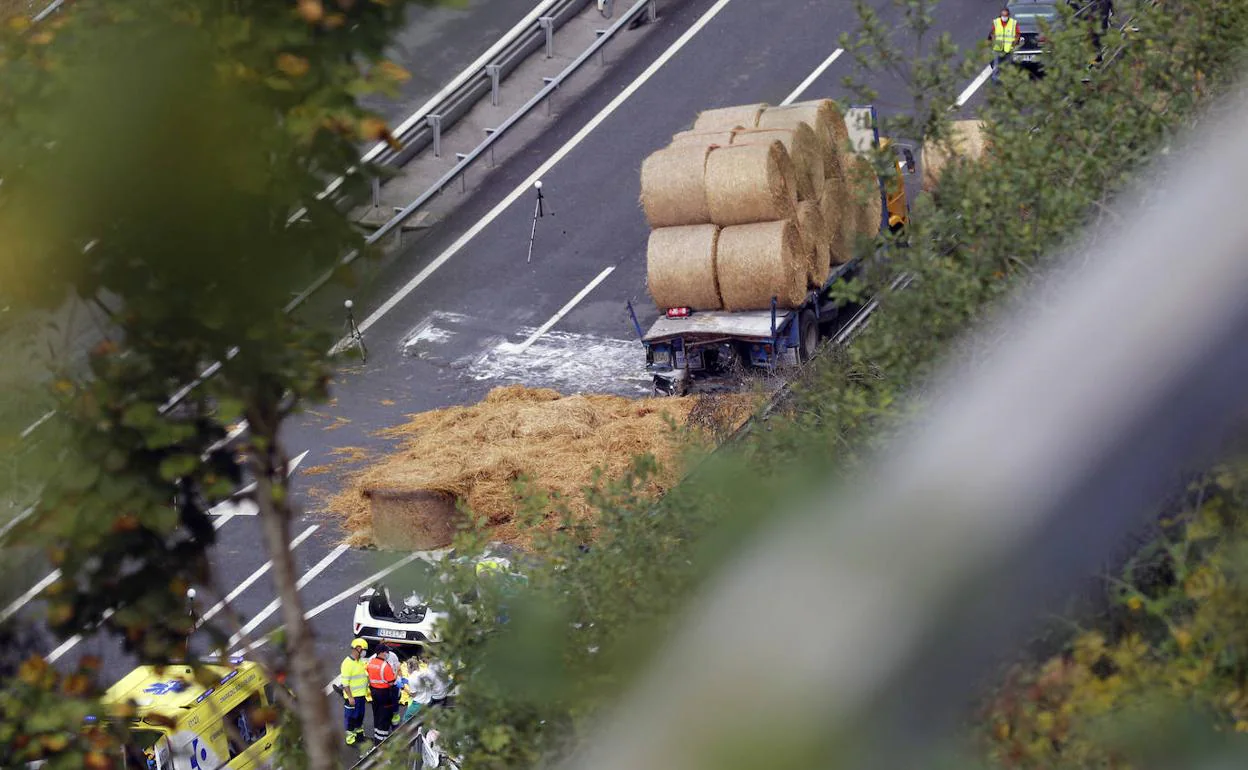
[1006,0,1059,72]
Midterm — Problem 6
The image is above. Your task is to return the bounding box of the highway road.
[7,0,1005,747]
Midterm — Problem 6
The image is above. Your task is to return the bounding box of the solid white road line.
[208,450,309,526]
[20,410,55,439]
[781,48,844,105]
[333,0,739,351]
[239,550,437,654]
[47,608,113,664]
[196,525,320,628]
[0,569,61,624]
[498,266,617,355]
[226,543,351,650]
[956,63,995,107]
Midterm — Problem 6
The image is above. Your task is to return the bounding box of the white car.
[352,583,449,648]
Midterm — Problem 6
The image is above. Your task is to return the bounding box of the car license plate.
[377,628,406,639]
[1015,53,1036,62]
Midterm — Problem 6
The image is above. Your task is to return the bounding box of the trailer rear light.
[666,307,691,318]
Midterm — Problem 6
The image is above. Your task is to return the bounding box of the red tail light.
[1037,35,1047,43]
[666,307,691,318]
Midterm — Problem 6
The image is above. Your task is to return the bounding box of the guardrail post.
[484,129,497,166]
[595,30,608,65]
[539,16,555,58]
[455,154,469,192]
[427,113,443,157]
[485,64,502,106]
[648,0,658,23]
[542,77,558,115]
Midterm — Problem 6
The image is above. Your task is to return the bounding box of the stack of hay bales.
[641,99,876,313]
[921,120,988,193]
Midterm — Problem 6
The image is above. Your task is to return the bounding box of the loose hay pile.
[332,386,757,550]
[642,98,878,313]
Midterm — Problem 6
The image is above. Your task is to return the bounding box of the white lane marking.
[956,64,994,107]
[10,450,310,643]
[238,551,440,654]
[781,48,844,105]
[497,266,616,355]
[291,0,563,223]
[20,410,55,439]
[196,525,320,628]
[47,608,113,663]
[226,543,351,650]
[209,450,309,526]
[0,569,61,624]
[333,0,738,350]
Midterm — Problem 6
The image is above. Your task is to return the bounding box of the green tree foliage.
[409,0,1248,768]
[0,0,439,767]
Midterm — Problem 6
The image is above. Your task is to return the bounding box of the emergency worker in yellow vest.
[340,638,370,746]
[989,7,1020,81]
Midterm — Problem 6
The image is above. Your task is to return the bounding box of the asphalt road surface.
[9,0,1006,747]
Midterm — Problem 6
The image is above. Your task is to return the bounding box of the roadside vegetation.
[1,0,1247,768]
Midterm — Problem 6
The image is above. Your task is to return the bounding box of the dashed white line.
[0,569,61,624]
[226,543,351,650]
[956,63,995,107]
[781,48,844,105]
[498,266,617,355]
[196,525,320,628]
[333,0,739,350]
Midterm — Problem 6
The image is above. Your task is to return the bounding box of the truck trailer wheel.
[798,310,818,364]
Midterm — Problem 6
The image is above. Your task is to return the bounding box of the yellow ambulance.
[102,658,281,769]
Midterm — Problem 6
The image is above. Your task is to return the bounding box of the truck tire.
[798,310,818,364]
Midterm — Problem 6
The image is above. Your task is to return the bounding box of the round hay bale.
[921,120,987,193]
[670,129,736,147]
[819,178,850,266]
[704,141,798,226]
[732,125,824,202]
[640,145,714,228]
[847,155,882,252]
[367,488,461,551]
[760,100,848,176]
[692,103,766,131]
[646,224,723,311]
[716,220,806,311]
[795,200,831,287]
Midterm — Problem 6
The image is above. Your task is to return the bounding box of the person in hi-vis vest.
[989,7,1020,81]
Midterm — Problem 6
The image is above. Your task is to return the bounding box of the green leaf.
[158,454,198,481]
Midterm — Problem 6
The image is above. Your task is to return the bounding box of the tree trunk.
[252,438,338,770]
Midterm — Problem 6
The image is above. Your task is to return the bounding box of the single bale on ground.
[716,220,807,311]
[670,129,736,147]
[647,224,723,311]
[921,120,988,192]
[692,103,767,131]
[732,125,824,202]
[704,141,798,226]
[795,200,831,287]
[640,144,714,228]
[367,489,461,551]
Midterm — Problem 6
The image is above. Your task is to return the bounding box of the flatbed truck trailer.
[630,105,913,395]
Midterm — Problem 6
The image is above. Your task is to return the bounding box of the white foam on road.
[471,329,652,395]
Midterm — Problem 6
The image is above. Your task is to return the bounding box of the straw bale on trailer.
[795,200,831,287]
[330,386,759,549]
[847,155,883,251]
[692,103,767,131]
[921,120,988,192]
[647,224,723,311]
[670,129,736,147]
[704,141,798,226]
[640,144,715,228]
[732,125,824,202]
[716,220,807,311]
[760,100,849,173]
